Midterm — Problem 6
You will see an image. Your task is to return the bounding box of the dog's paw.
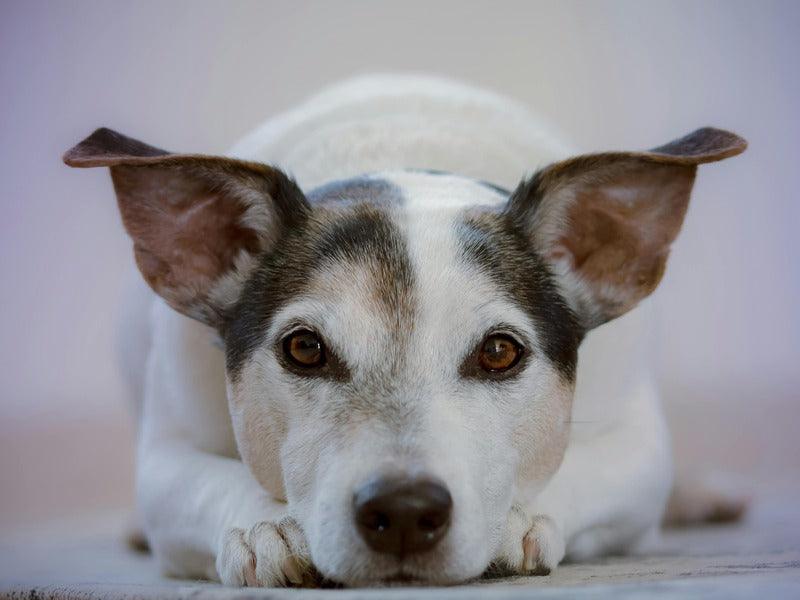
[493,508,565,576]
[216,516,315,587]
[521,516,565,575]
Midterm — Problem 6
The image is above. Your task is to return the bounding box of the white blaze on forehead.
[380,171,542,374]
[262,171,533,382]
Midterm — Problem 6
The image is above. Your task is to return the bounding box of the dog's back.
[229,74,571,189]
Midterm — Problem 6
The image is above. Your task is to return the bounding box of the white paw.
[521,515,565,575]
[216,517,315,587]
[494,508,565,576]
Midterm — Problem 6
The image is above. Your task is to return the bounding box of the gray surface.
[1,493,799,599]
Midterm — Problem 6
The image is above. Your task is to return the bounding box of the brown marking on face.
[506,127,747,327]
[313,201,414,346]
[456,210,582,380]
[456,210,580,492]
[225,193,414,381]
[64,128,309,326]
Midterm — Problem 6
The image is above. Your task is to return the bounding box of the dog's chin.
[311,518,492,587]
[337,572,463,588]
[378,572,453,587]
[325,561,480,588]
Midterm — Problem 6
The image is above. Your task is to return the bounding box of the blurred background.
[1,0,798,535]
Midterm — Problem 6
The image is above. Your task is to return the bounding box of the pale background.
[1,0,798,533]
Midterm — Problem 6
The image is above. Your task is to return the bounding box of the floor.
[2,488,798,600]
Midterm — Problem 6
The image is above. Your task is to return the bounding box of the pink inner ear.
[554,162,694,318]
[112,166,261,314]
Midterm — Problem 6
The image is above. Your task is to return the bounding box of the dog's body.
[68,76,746,586]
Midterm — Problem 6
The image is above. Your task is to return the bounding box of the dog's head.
[65,126,745,585]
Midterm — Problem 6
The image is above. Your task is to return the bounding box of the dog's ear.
[64,128,309,327]
[507,127,746,329]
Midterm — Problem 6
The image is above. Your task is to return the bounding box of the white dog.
[64,76,747,587]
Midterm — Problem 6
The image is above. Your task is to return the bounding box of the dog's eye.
[283,329,326,368]
[478,334,522,372]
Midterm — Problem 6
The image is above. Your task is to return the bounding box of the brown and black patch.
[224,180,414,380]
[63,128,310,326]
[456,210,583,380]
[505,127,747,328]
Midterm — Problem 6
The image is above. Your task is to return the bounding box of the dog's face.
[226,172,581,583]
[65,127,745,585]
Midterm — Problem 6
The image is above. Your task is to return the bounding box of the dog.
[64,75,747,587]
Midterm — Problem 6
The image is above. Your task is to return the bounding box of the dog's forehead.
[297,173,526,375]
[225,171,579,380]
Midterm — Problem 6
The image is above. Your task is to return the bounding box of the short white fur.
[127,75,678,585]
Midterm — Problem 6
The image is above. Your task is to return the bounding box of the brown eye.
[283,329,326,368]
[479,334,522,372]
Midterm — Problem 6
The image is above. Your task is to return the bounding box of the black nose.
[353,476,453,557]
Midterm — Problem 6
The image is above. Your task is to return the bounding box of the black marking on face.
[223,178,413,380]
[456,210,583,380]
[308,177,404,206]
[475,180,511,197]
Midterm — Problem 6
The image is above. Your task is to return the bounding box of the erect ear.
[64,128,309,327]
[507,127,747,329]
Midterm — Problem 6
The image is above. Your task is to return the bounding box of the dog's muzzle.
[353,475,452,557]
